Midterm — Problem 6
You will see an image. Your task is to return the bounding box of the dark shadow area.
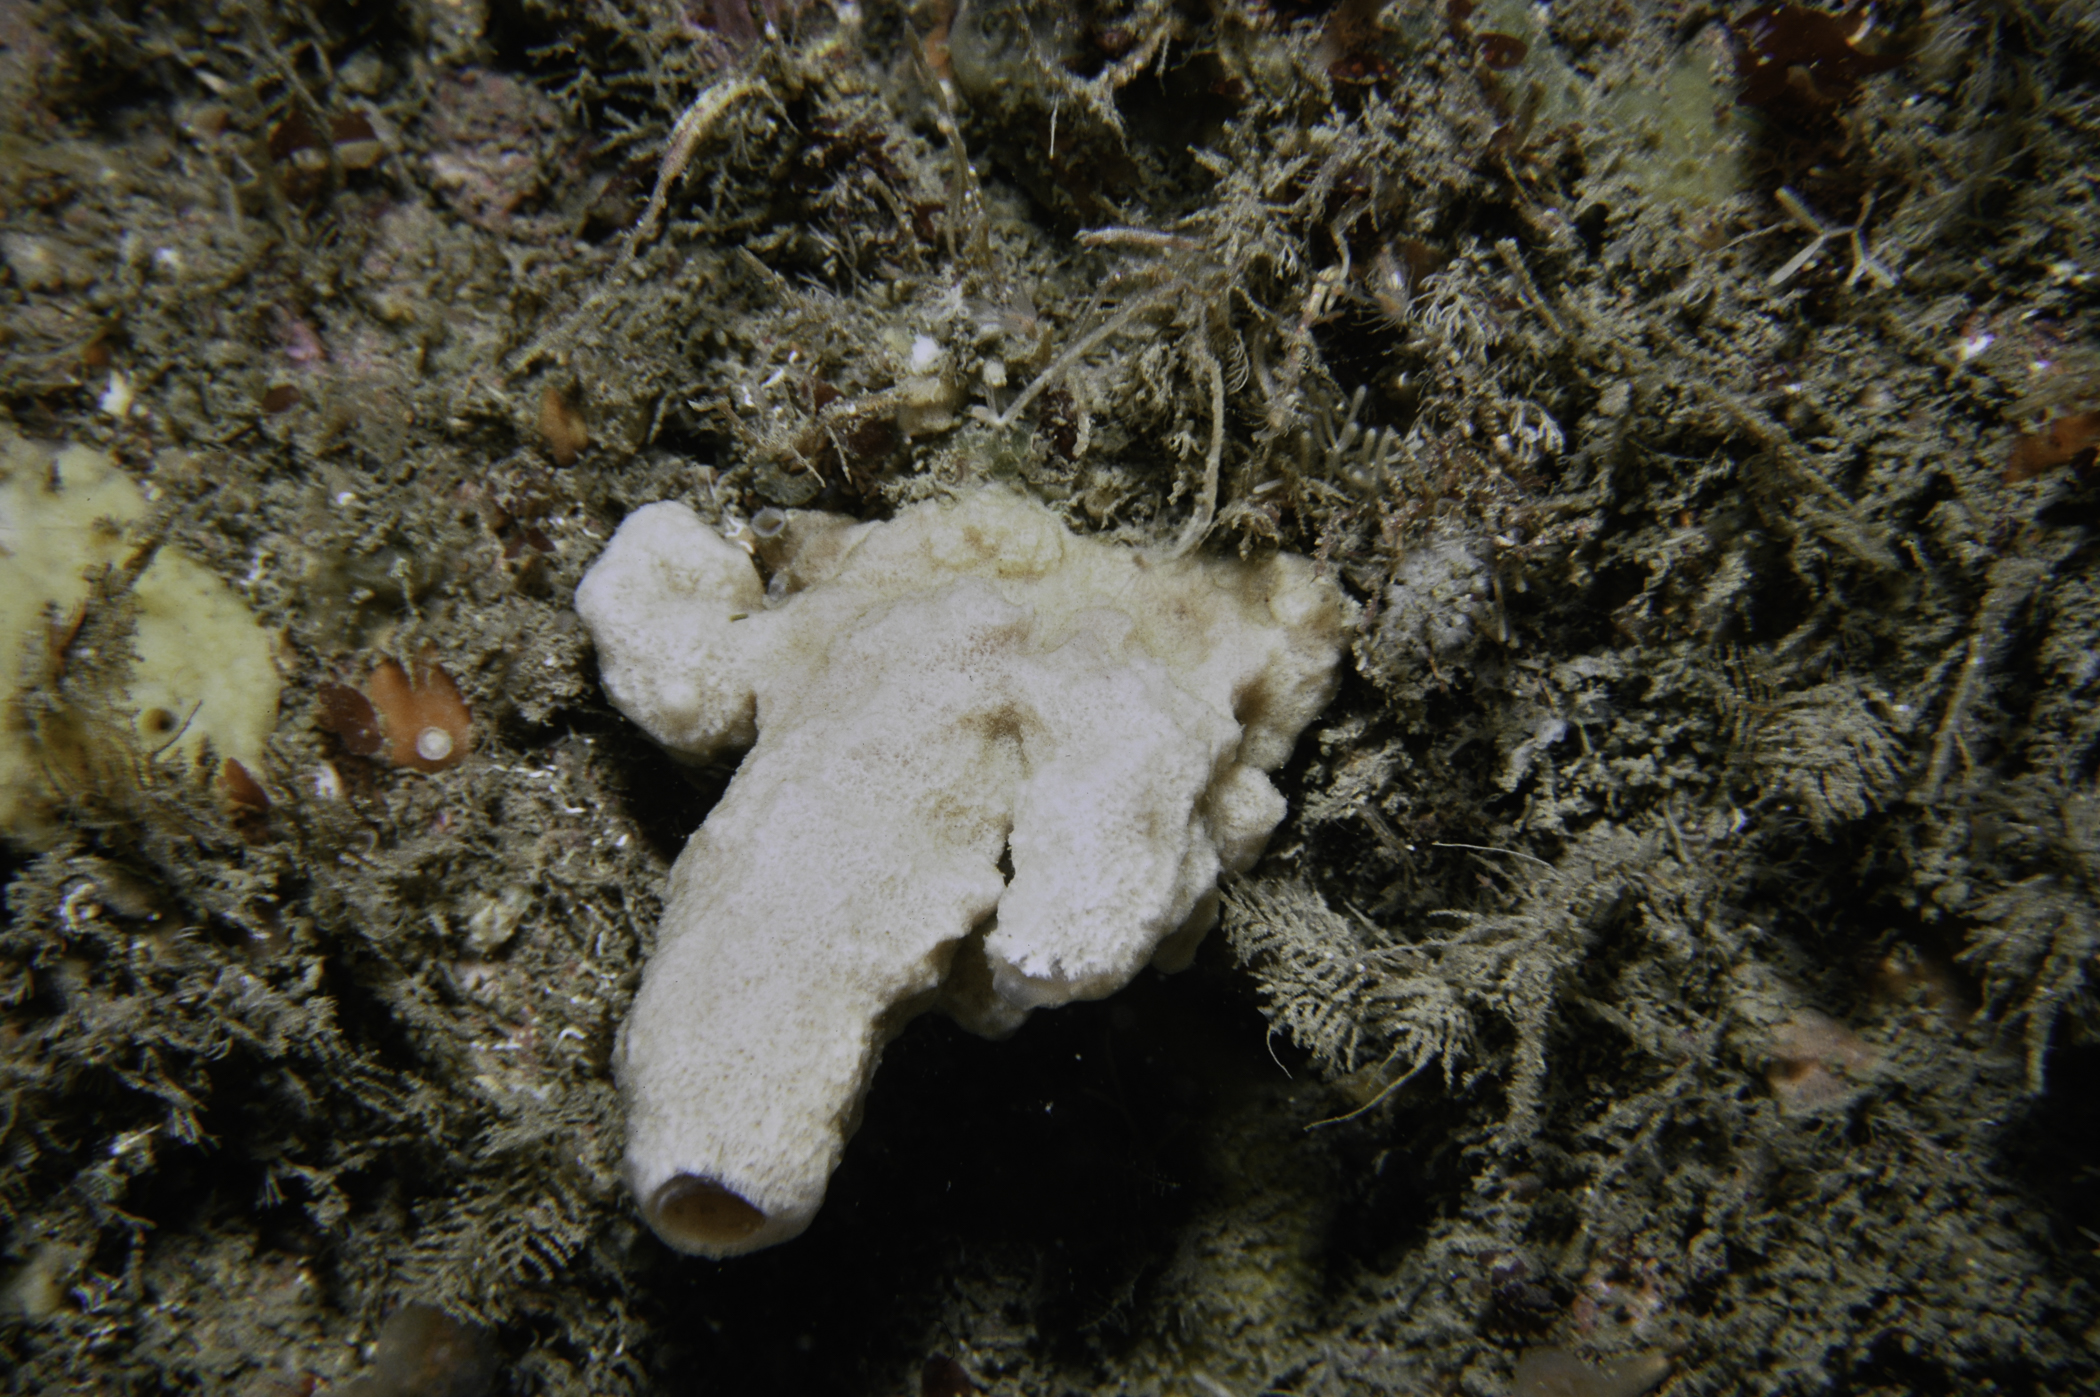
[628,944,1307,1394]
[2002,1039,2100,1243]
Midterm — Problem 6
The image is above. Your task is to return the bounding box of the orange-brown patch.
[2006,411,2100,483]
[318,651,472,772]
[538,384,589,467]
[220,757,270,810]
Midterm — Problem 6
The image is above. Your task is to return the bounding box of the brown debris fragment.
[2005,411,2100,483]
[1317,0,1395,84]
[219,756,273,842]
[315,652,472,773]
[268,108,386,198]
[1477,32,1530,70]
[220,757,270,811]
[367,653,473,773]
[1731,4,1902,124]
[1766,1008,1879,1112]
[267,109,382,167]
[315,682,385,757]
[538,384,589,466]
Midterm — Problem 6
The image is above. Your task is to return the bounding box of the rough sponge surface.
[576,489,1349,1256]
[0,431,281,842]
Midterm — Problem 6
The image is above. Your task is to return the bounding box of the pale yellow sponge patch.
[0,431,281,840]
[577,488,1352,1257]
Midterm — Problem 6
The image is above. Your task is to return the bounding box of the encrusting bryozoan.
[575,488,1350,1256]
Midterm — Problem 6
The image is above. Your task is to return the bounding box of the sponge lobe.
[573,501,767,761]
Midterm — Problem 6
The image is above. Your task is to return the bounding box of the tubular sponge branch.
[575,488,1350,1256]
